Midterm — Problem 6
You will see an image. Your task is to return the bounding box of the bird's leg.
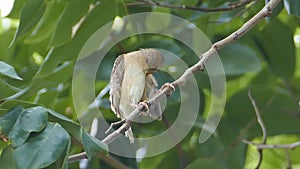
[105,119,125,134]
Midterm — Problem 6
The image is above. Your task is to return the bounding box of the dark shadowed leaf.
[0,106,24,135]
[218,43,261,75]
[14,122,69,169]
[283,0,300,17]
[185,158,223,169]
[8,106,48,146]
[254,19,295,80]
[47,109,108,158]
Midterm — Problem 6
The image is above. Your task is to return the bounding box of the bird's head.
[141,49,165,73]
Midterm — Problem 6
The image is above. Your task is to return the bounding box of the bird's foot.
[130,101,150,116]
[161,82,175,96]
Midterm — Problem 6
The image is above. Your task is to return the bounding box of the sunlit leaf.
[24,0,66,44]
[36,0,117,77]
[0,145,15,169]
[49,0,90,47]
[245,135,300,169]
[7,0,26,19]
[11,0,46,44]
[0,61,23,80]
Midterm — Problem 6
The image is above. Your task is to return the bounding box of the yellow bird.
[109,49,164,143]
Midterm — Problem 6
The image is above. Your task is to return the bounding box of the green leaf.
[0,29,15,60]
[0,145,15,169]
[5,61,72,100]
[49,0,90,47]
[185,158,223,169]
[226,86,300,137]
[0,61,23,80]
[245,135,300,169]
[11,0,46,44]
[24,0,66,44]
[82,131,108,159]
[7,0,26,19]
[47,109,108,158]
[14,122,70,169]
[254,19,296,80]
[0,106,23,136]
[284,0,300,17]
[0,101,39,114]
[145,7,171,32]
[36,0,117,77]
[8,106,48,146]
[155,150,181,169]
[44,137,70,169]
[219,43,261,75]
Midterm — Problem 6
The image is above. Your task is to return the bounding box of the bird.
[109,48,165,143]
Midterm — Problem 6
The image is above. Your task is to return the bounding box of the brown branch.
[68,0,282,163]
[248,88,267,169]
[127,0,256,13]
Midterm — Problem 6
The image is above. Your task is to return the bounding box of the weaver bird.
[109,49,165,143]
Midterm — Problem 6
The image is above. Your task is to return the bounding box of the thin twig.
[127,0,256,13]
[242,139,300,149]
[285,149,292,169]
[212,94,277,161]
[68,0,282,163]
[248,88,267,169]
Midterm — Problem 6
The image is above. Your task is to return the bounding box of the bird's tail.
[125,127,134,143]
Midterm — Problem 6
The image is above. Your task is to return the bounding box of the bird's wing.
[128,70,145,104]
[109,55,125,118]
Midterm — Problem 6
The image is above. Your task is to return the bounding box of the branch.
[127,0,256,13]
[242,140,300,150]
[248,88,267,169]
[68,0,282,163]
[243,88,300,168]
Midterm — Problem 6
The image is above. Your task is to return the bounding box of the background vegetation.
[0,0,300,168]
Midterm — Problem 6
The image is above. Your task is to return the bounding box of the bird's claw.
[139,101,150,113]
[161,82,175,96]
[130,102,150,116]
